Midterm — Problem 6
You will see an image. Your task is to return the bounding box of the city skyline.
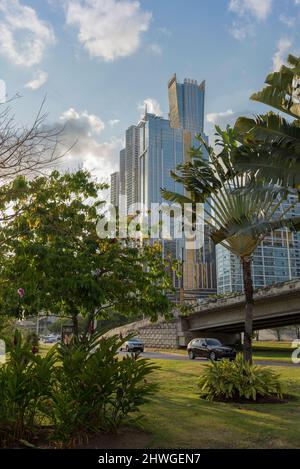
[110,72,217,296]
[1,1,300,181]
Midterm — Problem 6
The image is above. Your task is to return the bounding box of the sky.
[0,0,300,181]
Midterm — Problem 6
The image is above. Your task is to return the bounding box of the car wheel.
[188,350,195,360]
[209,351,217,361]
[126,345,129,352]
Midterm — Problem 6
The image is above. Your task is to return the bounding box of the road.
[119,350,299,367]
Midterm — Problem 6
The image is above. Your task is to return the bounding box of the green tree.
[0,171,174,336]
[162,131,300,362]
[233,54,300,195]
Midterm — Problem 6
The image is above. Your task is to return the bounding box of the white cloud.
[228,0,272,40]
[229,21,253,40]
[272,38,292,71]
[0,79,6,102]
[207,109,234,124]
[138,98,163,117]
[60,108,105,135]
[279,14,295,28]
[148,43,162,55]
[228,0,272,20]
[25,70,48,90]
[65,0,152,61]
[108,119,120,127]
[0,0,55,67]
[157,26,171,36]
[44,108,122,180]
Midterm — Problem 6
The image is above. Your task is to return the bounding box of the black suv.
[187,338,236,361]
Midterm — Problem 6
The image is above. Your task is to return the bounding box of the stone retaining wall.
[104,317,180,349]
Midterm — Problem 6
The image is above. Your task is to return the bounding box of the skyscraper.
[125,125,140,211]
[168,74,205,134]
[111,74,216,297]
[110,171,120,208]
[216,195,300,293]
[137,74,216,295]
[119,148,125,197]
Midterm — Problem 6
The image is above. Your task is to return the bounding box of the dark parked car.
[187,338,236,361]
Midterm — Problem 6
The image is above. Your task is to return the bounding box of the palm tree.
[233,54,300,195]
[162,129,300,363]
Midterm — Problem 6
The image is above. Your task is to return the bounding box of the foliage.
[0,331,158,447]
[49,333,157,445]
[233,54,300,195]
[198,354,283,402]
[161,131,300,362]
[0,170,175,331]
[0,330,56,445]
[162,132,300,255]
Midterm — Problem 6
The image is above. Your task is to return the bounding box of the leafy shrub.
[199,354,283,401]
[0,331,157,447]
[0,330,56,445]
[50,333,157,445]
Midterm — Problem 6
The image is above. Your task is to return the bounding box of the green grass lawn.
[38,341,300,448]
[140,359,300,449]
[252,341,297,363]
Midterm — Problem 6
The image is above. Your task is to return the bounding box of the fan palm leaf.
[162,133,297,363]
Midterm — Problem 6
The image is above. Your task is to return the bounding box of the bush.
[49,333,157,445]
[0,331,157,447]
[0,330,56,445]
[199,354,283,401]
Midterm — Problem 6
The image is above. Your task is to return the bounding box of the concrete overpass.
[106,280,300,348]
[177,279,300,346]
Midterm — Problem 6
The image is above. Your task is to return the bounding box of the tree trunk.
[242,256,254,363]
[83,309,96,338]
[72,314,79,338]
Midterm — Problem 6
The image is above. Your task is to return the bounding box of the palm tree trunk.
[242,256,254,363]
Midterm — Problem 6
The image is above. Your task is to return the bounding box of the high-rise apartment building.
[125,125,140,211]
[216,196,300,293]
[110,171,120,208]
[119,148,125,197]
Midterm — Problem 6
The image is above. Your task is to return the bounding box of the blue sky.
[0,0,299,179]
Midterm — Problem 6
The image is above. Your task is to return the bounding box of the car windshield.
[206,339,222,346]
[130,338,141,342]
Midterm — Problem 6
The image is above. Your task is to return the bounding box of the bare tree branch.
[0,96,71,184]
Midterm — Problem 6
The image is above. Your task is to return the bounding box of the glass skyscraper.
[110,74,216,296]
[110,171,120,208]
[138,75,216,295]
[216,195,300,293]
[168,74,205,134]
